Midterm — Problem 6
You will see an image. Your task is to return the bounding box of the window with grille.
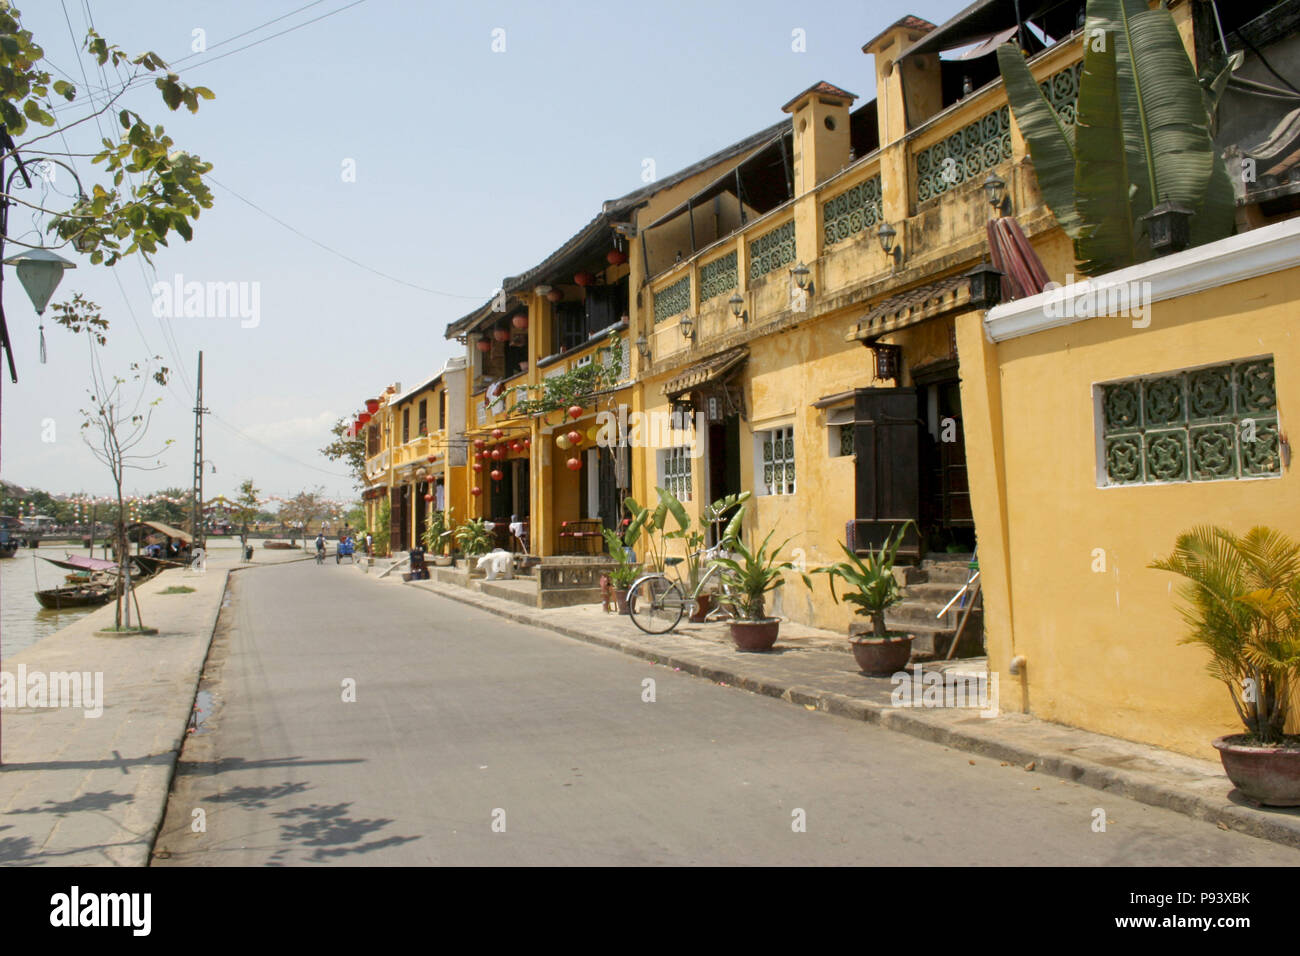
[417,399,427,436]
[837,424,854,457]
[1097,357,1280,486]
[659,446,693,501]
[402,408,410,444]
[759,426,796,495]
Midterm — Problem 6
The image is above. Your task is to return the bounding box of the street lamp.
[984,171,1010,215]
[877,222,902,269]
[2,247,75,362]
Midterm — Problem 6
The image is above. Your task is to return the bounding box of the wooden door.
[853,387,923,558]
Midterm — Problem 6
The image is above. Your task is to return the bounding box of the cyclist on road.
[315,532,326,564]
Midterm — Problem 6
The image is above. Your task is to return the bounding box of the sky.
[0,0,960,504]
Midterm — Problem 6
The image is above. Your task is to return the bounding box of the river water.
[1,548,100,658]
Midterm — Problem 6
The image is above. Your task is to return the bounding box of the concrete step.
[477,578,541,607]
[902,581,977,602]
[914,564,975,586]
[889,621,985,660]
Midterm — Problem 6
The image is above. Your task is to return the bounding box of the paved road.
[154,561,1300,866]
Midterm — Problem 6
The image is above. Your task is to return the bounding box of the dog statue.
[477,549,514,581]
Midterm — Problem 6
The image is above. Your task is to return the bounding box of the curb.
[401,575,1300,851]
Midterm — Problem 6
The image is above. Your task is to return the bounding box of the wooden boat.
[35,583,113,610]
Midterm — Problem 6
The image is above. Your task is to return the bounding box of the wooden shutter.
[853,387,922,558]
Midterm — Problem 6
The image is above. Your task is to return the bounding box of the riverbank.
[0,542,313,866]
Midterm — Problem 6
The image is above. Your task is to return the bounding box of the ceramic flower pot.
[849,629,913,676]
[729,618,780,652]
[1213,735,1300,806]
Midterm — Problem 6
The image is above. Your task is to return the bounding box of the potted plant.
[805,522,914,675]
[601,526,642,614]
[679,492,749,622]
[713,518,795,652]
[422,507,456,566]
[454,518,493,571]
[1151,525,1300,806]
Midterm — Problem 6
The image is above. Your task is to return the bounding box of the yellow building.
[358,358,467,553]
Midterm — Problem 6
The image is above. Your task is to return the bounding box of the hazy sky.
[0,0,957,502]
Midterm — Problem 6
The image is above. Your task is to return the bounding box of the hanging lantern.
[471,486,482,496]
[606,249,628,266]
[556,433,571,450]
[573,271,595,287]
[473,462,483,472]
[428,455,436,463]
[490,469,503,481]
[493,327,510,342]
[523,437,531,448]
[492,428,504,439]
[510,441,521,452]
[365,398,380,414]
[358,412,371,425]
[477,339,491,352]
[474,438,486,449]
[424,493,434,503]
[566,457,582,471]
[547,288,564,303]
[512,313,528,329]
[491,448,503,460]
[567,430,581,445]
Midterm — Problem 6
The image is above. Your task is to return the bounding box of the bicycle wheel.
[627,574,685,634]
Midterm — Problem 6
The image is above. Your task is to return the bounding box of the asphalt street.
[153,561,1300,865]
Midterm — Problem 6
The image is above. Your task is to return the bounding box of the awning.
[662,346,748,397]
[896,0,1067,60]
[131,520,193,544]
[848,273,974,342]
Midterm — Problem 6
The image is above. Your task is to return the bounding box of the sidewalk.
[375,563,1300,850]
[0,543,311,866]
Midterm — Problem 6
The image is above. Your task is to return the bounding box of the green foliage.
[235,479,260,531]
[1151,526,1300,744]
[997,0,1235,276]
[622,487,750,582]
[804,522,914,638]
[508,336,623,417]
[372,498,391,556]
[454,518,492,557]
[422,507,456,555]
[0,3,215,268]
[321,418,367,490]
[713,525,795,622]
[601,526,642,588]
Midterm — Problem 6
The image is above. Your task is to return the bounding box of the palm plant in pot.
[804,522,914,675]
[1151,525,1300,806]
[454,518,493,571]
[601,526,643,614]
[422,507,456,566]
[713,517,795,652]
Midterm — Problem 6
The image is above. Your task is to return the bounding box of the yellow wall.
[958,264,1300,759]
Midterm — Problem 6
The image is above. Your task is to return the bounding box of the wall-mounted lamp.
[728,292,749,323]
[789,261,814,296]
[635,333,651,358]
[679,314,695,341]
[1140,200,1193,257]
[984,171,1010,215]
[877,222,902,269]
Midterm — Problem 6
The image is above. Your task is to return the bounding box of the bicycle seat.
[664,556,684,567]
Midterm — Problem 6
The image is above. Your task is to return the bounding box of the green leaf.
[1074,31,1135,275]
[997,43,1081,237]
[52,78,75,100]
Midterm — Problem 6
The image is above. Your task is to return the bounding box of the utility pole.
[191,351,208,555]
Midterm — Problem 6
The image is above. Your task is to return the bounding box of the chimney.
[862,15,939,145]
[782,81,858,194]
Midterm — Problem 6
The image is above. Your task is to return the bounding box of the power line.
[207,176,484,300]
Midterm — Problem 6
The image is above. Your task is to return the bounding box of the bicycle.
[627,545,737,634]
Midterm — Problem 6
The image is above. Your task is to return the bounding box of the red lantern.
[492,428,504,439]
[573,271,595,287]
[606,249,628,265]
[523,438,531,448]
[491,448,503,460]
[566,457,582,471]
[477,339,491,352]
[471,486,482,496]
[427,455,436,463]
[567,430,581,445]
[510,441,521,452]
[568,405,583,419]
[473,462,483,472]
[358,412,371,425]
[512,313,528,329]
[424,493,434,502]
[474,440,486,450]
[365,398,380,414]
[493,328,510,342]
[490,469,503,481]
[547,288,564,303]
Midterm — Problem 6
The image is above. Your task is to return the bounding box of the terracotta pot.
[849,631,913,675]
[729,618,780,652]
[614,588,630,615]
[689,594,715,623]
[1213,735,1300,806]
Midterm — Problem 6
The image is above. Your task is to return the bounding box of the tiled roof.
[862,15,937,52]
[781,81,858,113]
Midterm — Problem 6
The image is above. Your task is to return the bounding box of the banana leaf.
[997,43,1082,237]
[1074,30,1135,275]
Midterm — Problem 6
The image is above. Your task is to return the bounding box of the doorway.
[706,415,741,543]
